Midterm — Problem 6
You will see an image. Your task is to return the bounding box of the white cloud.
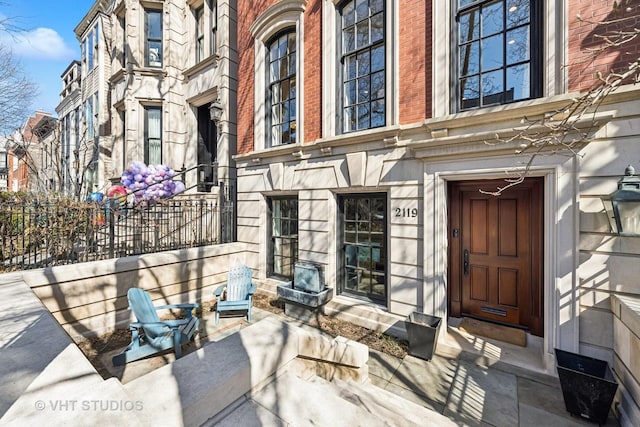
[4,27,75,61]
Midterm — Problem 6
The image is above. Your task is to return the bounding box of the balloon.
[107,185,127,198]
[174,181,186,194]
[120,162,183,203]
[90,192,104,203]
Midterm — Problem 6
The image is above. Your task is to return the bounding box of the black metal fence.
[0,196,219,272]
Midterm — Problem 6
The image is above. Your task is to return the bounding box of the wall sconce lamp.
[209,98,223,125]
[610,165,640,235]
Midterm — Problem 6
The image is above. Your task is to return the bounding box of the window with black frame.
[145,9,162,67]
[341,194,386,303]
[269,197,298,280]
[197,103,216,192]
[267,30,297,147]
[457,0,540,111]
[340,0,385,133]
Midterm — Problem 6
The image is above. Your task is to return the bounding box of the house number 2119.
[395,208,418,218]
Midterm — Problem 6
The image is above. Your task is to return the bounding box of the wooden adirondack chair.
[213,264,257,325]
[112,288,200,366]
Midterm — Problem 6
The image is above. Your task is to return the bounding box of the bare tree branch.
[482,8,640,195]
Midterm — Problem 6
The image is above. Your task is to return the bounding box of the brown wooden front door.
[448,178,543,336]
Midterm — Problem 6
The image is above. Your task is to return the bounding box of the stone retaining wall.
[611,295,640,427]
[19,242,255,341]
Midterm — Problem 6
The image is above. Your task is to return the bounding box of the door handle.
[463,249,469,276]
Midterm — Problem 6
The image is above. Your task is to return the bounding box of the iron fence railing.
[0,196,219,272]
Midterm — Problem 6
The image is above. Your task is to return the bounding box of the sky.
[0,0,95,116]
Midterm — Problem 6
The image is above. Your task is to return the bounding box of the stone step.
[123,316,300,427]
[2,377,145,427]
[330,376,458,427]
[217,371,392,427]
[0,280,105,419]
[1,342,144,426]
[214,370,457,427]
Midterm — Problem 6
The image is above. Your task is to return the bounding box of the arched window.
[267,30,297,146]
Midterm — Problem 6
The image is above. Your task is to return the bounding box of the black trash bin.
[404,312,441,361]
[554,348,618,424]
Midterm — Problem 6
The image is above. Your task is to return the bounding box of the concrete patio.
[0,272,620,426]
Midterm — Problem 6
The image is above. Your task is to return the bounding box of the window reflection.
[268,31,296,146]
[341,0,385,133]
[270,197,298,279]
[457,0,535,110]
[342,194,387,302]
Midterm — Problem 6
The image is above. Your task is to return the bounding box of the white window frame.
[117,12,126,68]
[250,0,306,151]
[93,22,99,70]
[143,104,163,165]
[144,7,163,68]
[322,0,397,138]
[209,0,218,57]
[195,5,205,63]
[87,31,94,71]
[188,0,217,66]
[266,30,298,147]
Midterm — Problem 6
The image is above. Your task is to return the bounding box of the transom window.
[269,197,298,280]
[340,0,385,133]
[267,30,297,147]
[457,0,540,110]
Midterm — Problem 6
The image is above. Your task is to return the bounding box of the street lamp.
[610,165,640,235]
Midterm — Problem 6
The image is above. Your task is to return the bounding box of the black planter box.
[405,312,441,361]
[554,348,618,424]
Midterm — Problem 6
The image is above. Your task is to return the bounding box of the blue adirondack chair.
[213,264,257,325]
[112,288,200,366]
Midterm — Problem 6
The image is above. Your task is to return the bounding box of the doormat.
[459,317,527,347]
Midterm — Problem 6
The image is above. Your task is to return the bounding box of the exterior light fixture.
[209,98,223,125]
[610,165,640,235]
